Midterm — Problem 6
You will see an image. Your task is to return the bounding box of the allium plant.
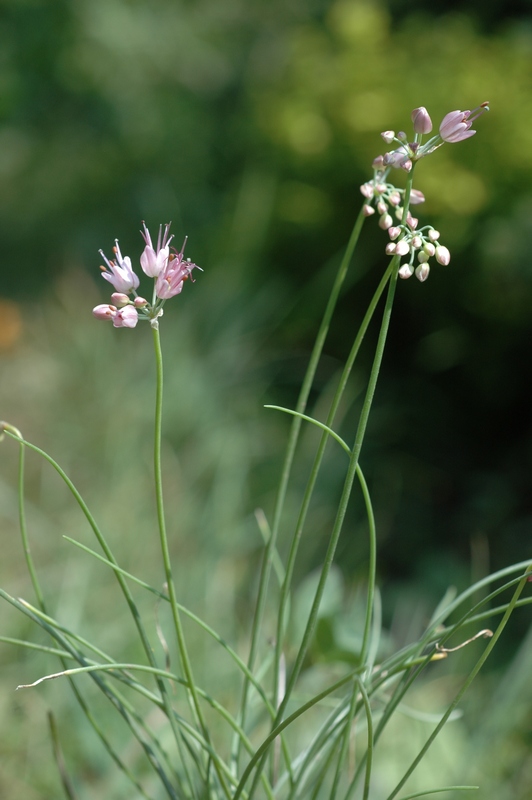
[2,101,531,800]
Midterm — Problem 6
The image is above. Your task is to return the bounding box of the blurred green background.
[1,0,532,797]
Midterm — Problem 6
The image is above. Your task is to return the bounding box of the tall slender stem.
[273,264,392,705]
[152,325,231,799]
[245,256,400,800]
[234,206,367,767]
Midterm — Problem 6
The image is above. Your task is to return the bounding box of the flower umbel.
[376,101,489,174]
[94,223,201,328]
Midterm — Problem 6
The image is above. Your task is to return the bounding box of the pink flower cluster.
[358,102,488,283]
[379,102,489,173]
[385,217,450,282]
[361,172,425,230]
[93,223,201,328]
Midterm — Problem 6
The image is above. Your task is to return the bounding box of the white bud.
[363,204,375,216]
[411,236,422,249]
[415,263,430,282]
[388,191,401,206]
[385,243,396,255]
[377,200,388,215]
[423,242,435,257]
[398,264,414,279]
[435,245,451,265]
[379,214,393,230]
[428,228,440,242]
[395,240,410,256]
[381,130,395,144]
[417,251,429,263]
[388,226,401,240]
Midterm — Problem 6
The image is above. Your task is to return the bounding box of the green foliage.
[1,0,532,797]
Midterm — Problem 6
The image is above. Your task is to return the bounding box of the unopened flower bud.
[398,264,414,279]
[395,240,410,256]
[377,200,388,215]
[415,263,430,282]
[385,243,396,255]
[395,207,403,220]
[406,212,418,230]
[435,245,451,265]
[388,191,401,206]
[372,156,385,170]
[110,292,130,307]
[360,182,374,199]
[397,131,407,141]
[375,183,386,193]
[428,229,440,242]
[411,236,422,249]
[417,251,429,263]
[411,107,433,134]
[409,189,425,205]
[363,204,375,217]
[381,130,395,144]
[423,242,435,257]
[379,214,393,230]
[401,159,413,172]
[388,226,401,240]
[134,296,148,307]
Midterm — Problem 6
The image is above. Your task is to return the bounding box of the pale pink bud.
[381,130,395,144]
[388,191,401,206]
[428,229,440,242]
[439,102,489,143]
[363,204,375,217]
[92,304,117,321]
[388,226,401,240]
[360,182,374,198]
[435,245,451,265]
[379,214,393,230]
[372,156,385,170]
[406,212,418,230]
[377,200,388,215]
[110,292,130,307]
[423,242,435,257]
[397,131,407,141]
[134,296,148,308]
[415,263,430,282]
[418,251,429,263]
[398,264,414,279]
[411,107,433,134]
[411,236,422,249]
[113,306,139,328]
[395,240,410,256]
[409,189,425,205]
[385,243,396,255]
[375,183,386,193]
[401,159,412,172]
